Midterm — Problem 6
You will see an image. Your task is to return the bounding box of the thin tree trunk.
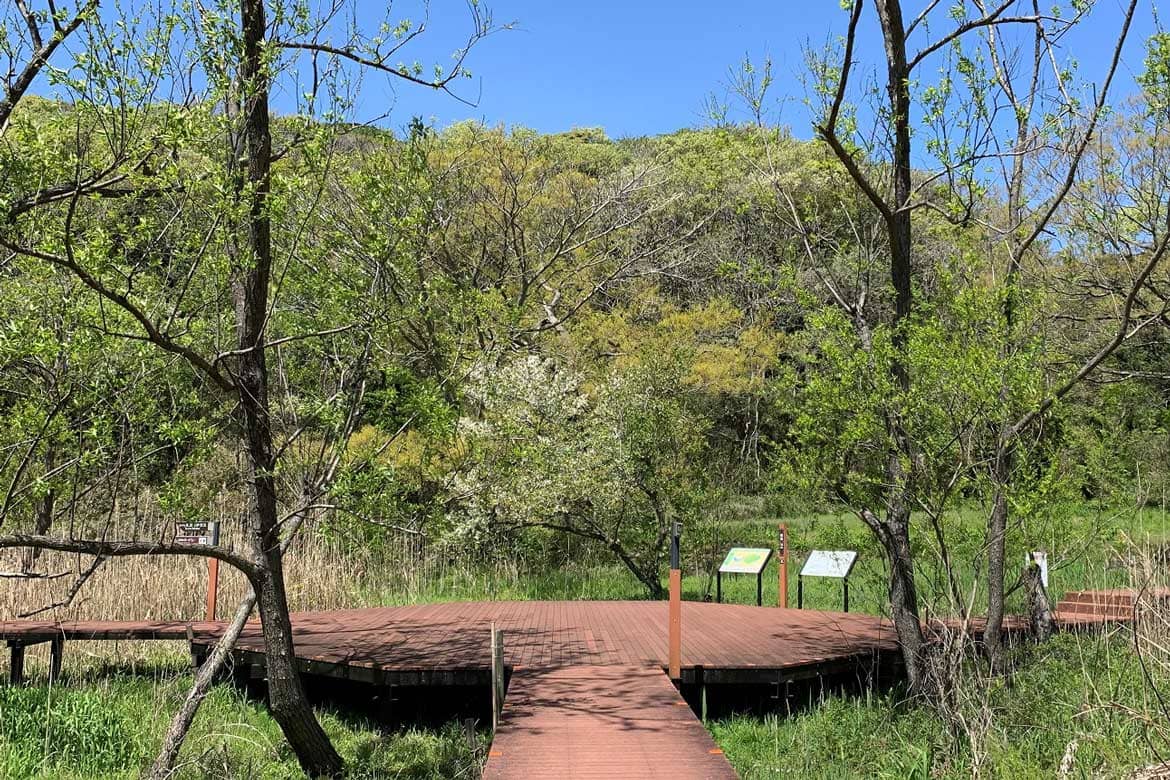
[983,448,1012,665]
[21,449,55,571]
[231,0,342,773]
[862,504,925,694]
[148,592,257,779]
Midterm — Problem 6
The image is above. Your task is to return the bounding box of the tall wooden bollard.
[668,521,682,680]
[490,624,505,731]
[778,523,789,608]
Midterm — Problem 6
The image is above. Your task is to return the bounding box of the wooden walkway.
[1,590,1159,779]
[483,665,736,779]
[208,601,899,686]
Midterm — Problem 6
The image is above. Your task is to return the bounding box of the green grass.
[0,660,486,779]
[712,632,1170,779]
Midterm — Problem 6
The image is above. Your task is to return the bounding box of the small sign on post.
[798,550,858,612]
[174,521,221,621]
[717,547,773,606]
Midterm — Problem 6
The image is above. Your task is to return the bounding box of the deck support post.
[49,638,63,682]
[8,643,25,685]
[490,624,505,732]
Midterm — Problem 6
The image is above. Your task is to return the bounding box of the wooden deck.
[210,601,900,686]
[0,591,1158,779]
[483,665,737,779]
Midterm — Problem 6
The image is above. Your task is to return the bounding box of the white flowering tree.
[453,353,710,598]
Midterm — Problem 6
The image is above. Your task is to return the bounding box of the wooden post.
[206,557,220,622]
[49,638,63,682]
[778,523,789,608]
[668,520,682,680]
[490,624,505,731]
[668,568,682,679]
[206,521,221,622]
[9,643,25,685]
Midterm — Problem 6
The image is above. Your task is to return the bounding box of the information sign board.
[174,520,220,546]
[800,550,858,579]
[719,547,773,575]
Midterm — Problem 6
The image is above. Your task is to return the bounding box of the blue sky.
[336,0,1159,139]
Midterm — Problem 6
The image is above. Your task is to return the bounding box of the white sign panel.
[1028,551,1049,588]
[800,550,858,579]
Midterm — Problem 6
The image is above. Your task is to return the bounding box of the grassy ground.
[0,653,486,779]
[713,631,1170,779]
[3,500,1169,777]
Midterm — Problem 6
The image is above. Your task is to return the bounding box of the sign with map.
[719,547,773,575]
[800,550,858,579]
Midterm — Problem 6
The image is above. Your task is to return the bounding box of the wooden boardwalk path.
[1,590,1159,779]
[483,665,736,779]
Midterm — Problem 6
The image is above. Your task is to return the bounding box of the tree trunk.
[231,0,343,773]
[21,449,54,571]
[873,0,927,693]
[862,504,926,694]
[983,447,1011,666]
[148,593,257,779]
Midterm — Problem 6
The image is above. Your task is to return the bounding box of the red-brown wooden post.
[206,557,219,621]
[668,521,682,679]
[778,523,789,608]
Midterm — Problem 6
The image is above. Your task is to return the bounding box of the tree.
[0,0,501,774]
[803,0,1153,684]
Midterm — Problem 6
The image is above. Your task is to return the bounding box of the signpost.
[798,550,858,612]
[174,521,221,621]
[717,547,773,606]
[777,524,789,608]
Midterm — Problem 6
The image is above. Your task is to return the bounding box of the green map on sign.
[719,547,773,575]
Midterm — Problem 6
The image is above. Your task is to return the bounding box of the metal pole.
[668,521,682,680]
[843,578,849,613]
[716,571,721,603]
[756,571,763,607]
[797,576,803,609]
